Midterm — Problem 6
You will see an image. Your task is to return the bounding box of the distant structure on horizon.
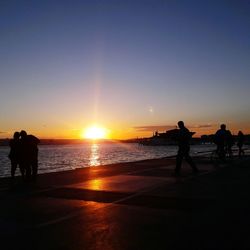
[139,129,196,146]
[138,129,250,146]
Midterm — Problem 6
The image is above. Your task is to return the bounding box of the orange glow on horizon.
[2,123,250,140]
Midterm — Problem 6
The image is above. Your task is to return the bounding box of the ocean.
[0,143,217,178]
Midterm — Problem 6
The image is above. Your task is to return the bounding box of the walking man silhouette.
[175,121,198,176]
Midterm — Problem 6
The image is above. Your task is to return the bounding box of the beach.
[1,154,250,249]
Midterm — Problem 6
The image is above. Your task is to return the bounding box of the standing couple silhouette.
[9,130,40,181]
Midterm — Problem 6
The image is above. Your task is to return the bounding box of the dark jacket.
[9,139,21,162]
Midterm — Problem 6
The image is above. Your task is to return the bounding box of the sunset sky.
[1,0,250,139]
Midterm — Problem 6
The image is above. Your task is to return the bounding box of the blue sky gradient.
[1,0,250,138]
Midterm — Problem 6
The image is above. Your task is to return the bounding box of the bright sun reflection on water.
[89,143,100,166]
[89,179,103,190]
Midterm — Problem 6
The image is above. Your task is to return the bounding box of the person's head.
[238,131,243,135]
[20,130,27,139]
[178,121,185,129]
[220,124,226,130]
[13,131,20,140]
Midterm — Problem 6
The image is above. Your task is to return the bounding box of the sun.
[82,126,108,140]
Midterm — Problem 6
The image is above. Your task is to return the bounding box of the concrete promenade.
[1,155,250,250]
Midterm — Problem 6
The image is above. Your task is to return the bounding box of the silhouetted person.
[9,132,23,178]
[19,130,40,181]
[175,121,198,176]
[225,129,234,158]
[237,131,245,157]
[19,130,30,180]
[27,133,40,180]
[214,124,227,161]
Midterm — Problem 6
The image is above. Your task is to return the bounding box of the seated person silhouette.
[214,124,228,161]
[237,131,245,157]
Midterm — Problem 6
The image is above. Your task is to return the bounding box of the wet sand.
[1,155,250,250]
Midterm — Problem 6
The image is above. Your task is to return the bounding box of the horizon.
[0,124,248,140]
[1,129,250,141]
[1,1,250,139]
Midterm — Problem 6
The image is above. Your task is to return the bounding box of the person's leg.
[242,146,245,156]
[19,164,25,180]
[31,159,38,180]
[175,149,183,174]
[184,147,198,173]
[11,160,17,178]
[185,154,198,172]
[25,163,31,181]
[218,145,225,161]
[227,145,233,158]
[239,144,244,157]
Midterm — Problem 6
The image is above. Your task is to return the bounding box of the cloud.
[190,124,213,129]
[134,125,176,132]
[133,124,214,133]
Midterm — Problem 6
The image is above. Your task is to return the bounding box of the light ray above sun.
[82,126,108,140]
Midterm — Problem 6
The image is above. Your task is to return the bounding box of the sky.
[0,0,250,139]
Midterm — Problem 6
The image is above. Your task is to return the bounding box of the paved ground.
[1,156,250,250]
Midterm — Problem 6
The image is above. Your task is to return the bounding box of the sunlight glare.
[83,126,107,140]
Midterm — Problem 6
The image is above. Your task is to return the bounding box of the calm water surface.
[0,143,215,177]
